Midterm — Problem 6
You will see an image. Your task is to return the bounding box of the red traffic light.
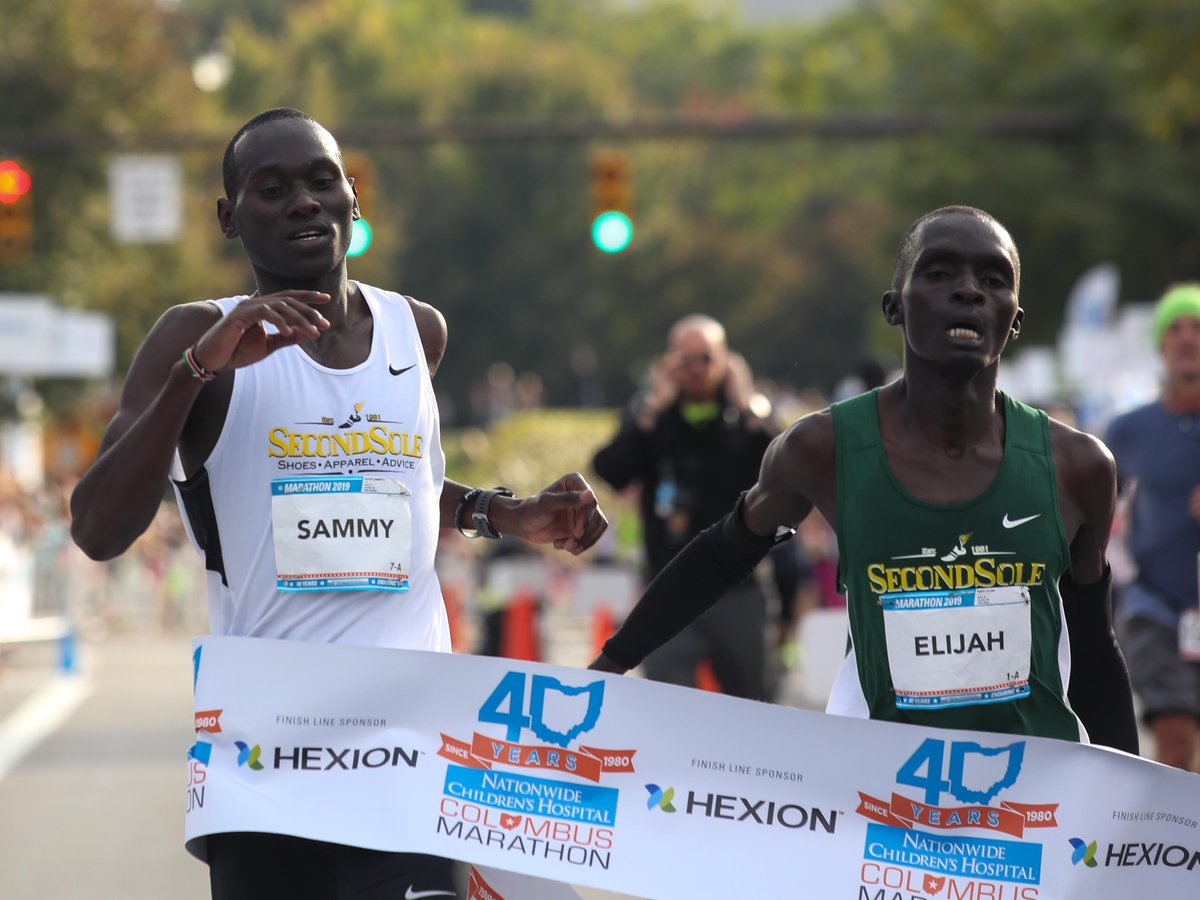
[0,160,32,204]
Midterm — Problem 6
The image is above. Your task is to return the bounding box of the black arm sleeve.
[1060,566,1140,755]
[602,499,788,670]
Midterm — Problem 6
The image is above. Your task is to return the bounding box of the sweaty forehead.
[234,119,341,176]
[916,214,1016,268]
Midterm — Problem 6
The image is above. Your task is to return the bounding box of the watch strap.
[462,487,514,539]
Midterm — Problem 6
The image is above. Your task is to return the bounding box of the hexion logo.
[235,741,264,770]
[649,784,839,833]
[1069,837,1200,872]
[856,738,1059,838]
[1069,838,1098,867]
[646,784,677,813]
[238,743,419,772]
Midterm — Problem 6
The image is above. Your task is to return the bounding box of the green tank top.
[831,389,1082,742]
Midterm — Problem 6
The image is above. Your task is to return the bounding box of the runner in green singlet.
[590,205,1138,753]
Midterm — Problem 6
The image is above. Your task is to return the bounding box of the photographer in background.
[592,315,779,700]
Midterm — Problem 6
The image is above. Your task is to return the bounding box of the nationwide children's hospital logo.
[856,738,1058,898]
[436,671,637,874]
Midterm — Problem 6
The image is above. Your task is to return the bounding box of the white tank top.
[172,283,450,651]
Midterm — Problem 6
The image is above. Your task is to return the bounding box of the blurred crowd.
[0,466,209,645]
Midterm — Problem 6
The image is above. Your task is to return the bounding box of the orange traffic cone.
[501,590,541,661]
[591,604,616,661]
[695,659,723,693]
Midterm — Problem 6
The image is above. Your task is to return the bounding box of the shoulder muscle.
[121,302,222,418]
[1049,418,1116,580]
[405,295,447,375]
[743,408,834,534]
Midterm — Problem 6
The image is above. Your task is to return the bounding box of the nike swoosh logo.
[404,890,455,900]
[1002,513,1041,529]
[389,364,416,376]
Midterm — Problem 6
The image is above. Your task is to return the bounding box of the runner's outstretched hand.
[191,291,331,373]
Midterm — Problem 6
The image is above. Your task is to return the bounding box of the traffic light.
[343,152,375,257]
[0,159,33,264]
[589,151,633,253]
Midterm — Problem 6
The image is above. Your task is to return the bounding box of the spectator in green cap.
[1153,283,1200,345]
[1105,281,1200,772]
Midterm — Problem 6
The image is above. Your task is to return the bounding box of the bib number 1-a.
[271,475,412,592]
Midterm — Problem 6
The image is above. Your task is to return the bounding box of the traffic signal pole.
[589,151,633,253]
[0,110,1159,155]
[0,159,33,264]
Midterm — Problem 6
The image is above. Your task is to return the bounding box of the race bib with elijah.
[881,585,1032,709]
[270,475,412,592]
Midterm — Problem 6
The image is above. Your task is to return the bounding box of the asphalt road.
[0,636,210,900]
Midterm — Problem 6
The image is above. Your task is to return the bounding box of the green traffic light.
[591,211,633,253]
[347,218,373,257]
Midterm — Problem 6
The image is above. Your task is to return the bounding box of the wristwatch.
[458,487,514,539]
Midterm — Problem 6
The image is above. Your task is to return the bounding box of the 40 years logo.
[438,671,636,782]
[857,738,1058,838]
[436,670,634,873]
[856,738,1057,894]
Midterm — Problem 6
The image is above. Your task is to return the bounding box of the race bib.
[270,475,412,593]
[880,585,1032,709]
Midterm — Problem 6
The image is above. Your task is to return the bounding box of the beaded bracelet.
[183,344,218,382]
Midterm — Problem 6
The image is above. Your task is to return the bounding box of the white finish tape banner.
[186,636,1200,899]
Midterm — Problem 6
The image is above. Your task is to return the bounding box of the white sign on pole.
[0,294,114,377]
[109,153,183,244]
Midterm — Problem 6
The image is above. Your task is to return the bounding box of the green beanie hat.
[1153,283,1200,344]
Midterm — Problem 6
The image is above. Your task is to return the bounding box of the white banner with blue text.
[185,636,1200,899]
